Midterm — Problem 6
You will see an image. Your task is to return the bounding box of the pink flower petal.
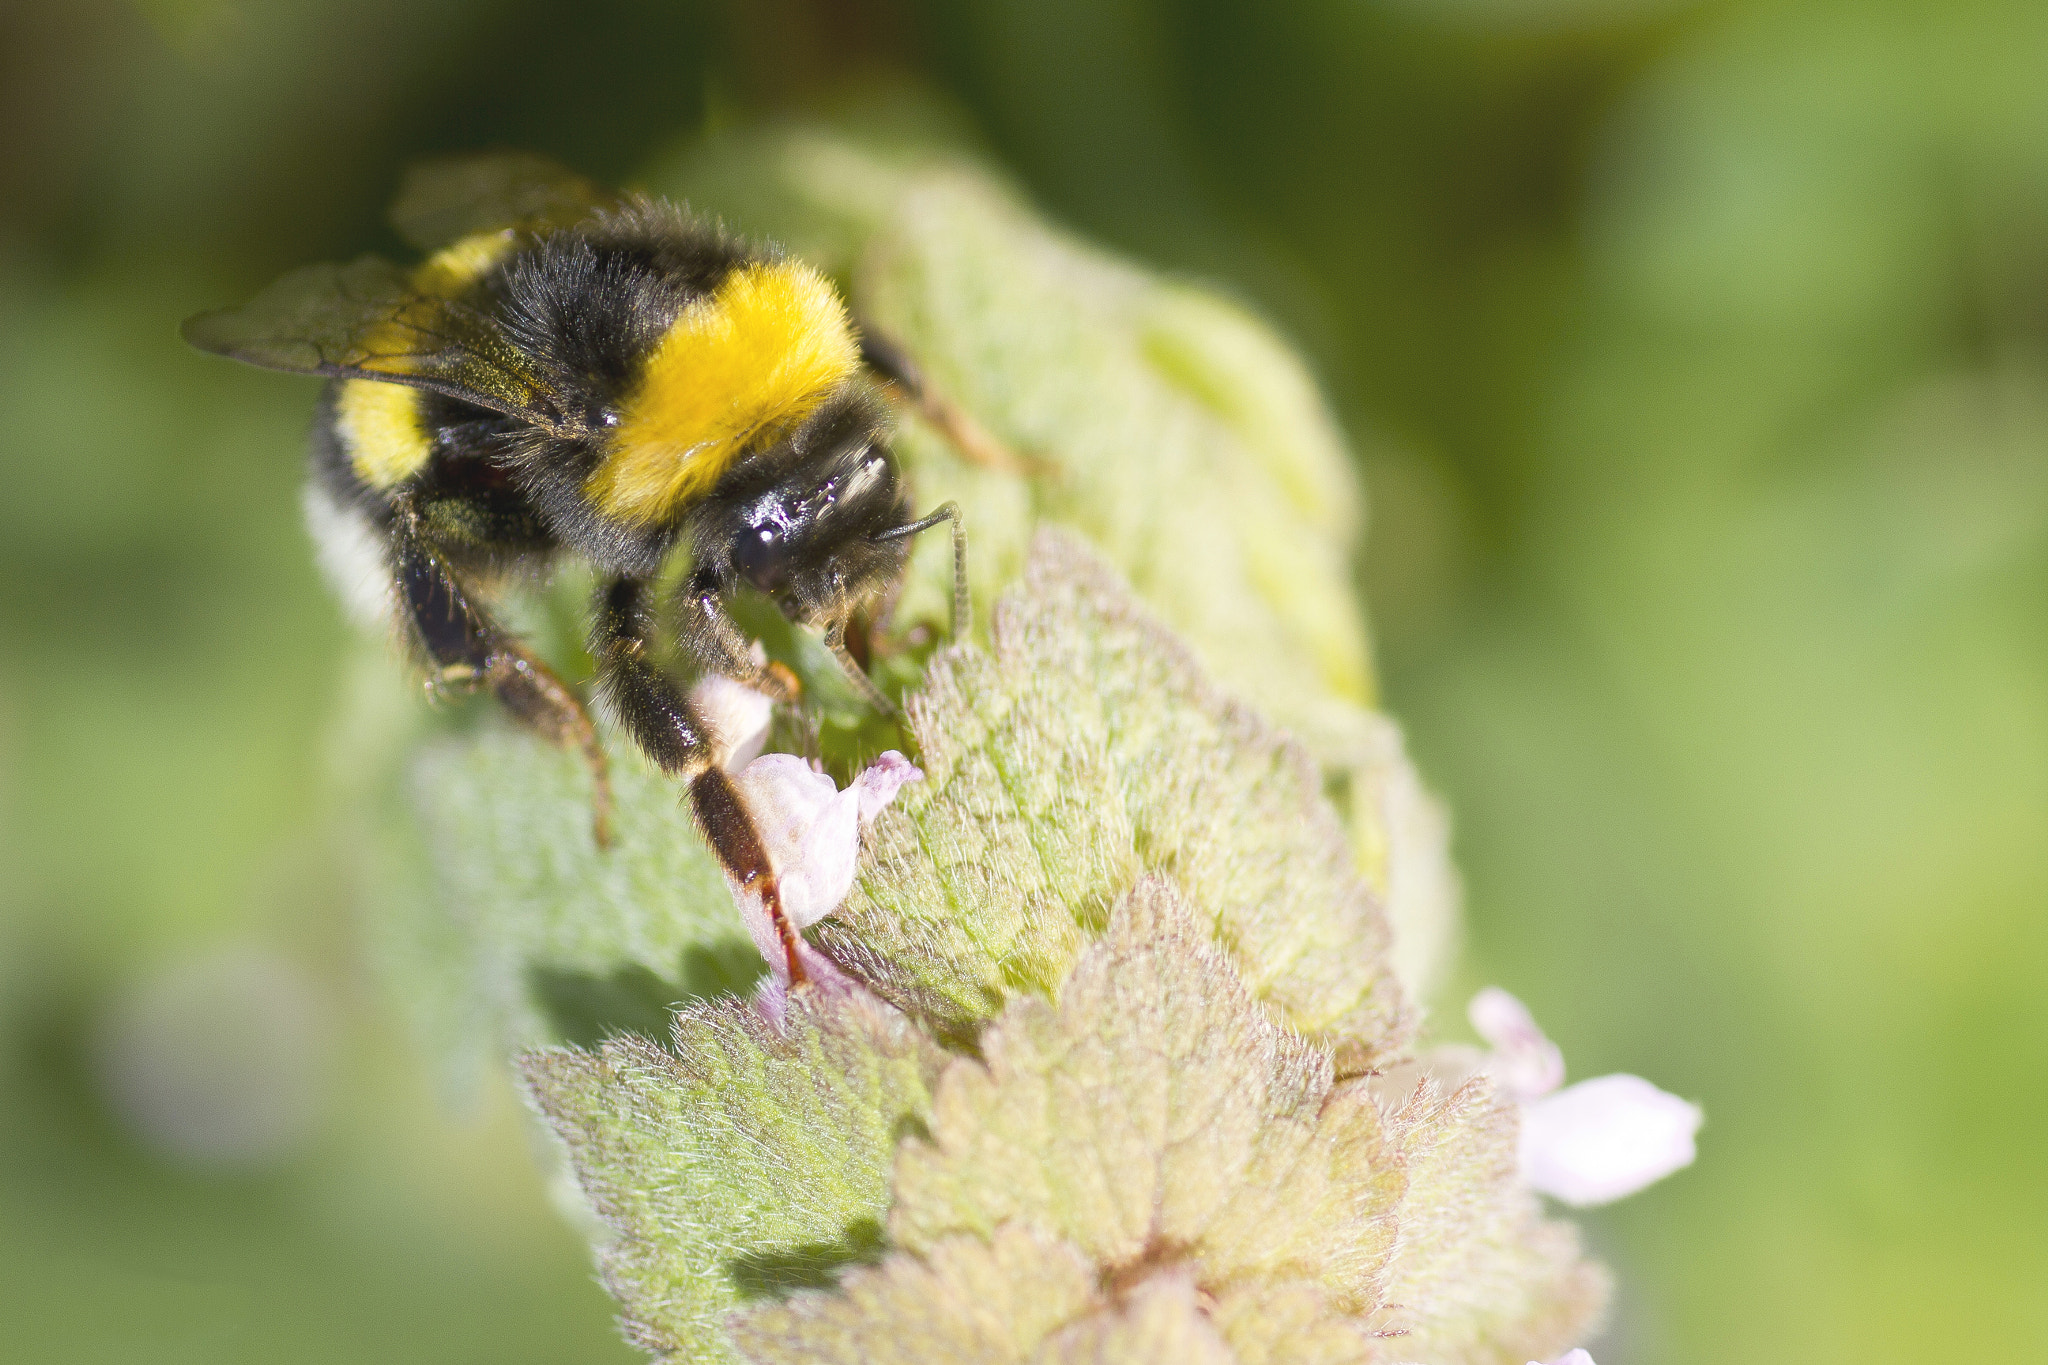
[751,943,856,1027]
[1520,1072,1702,1206]
[1469,986,1565,1101]
[1531,1351,1596,1365]
[690,675,774,772]
[851,750,922,823]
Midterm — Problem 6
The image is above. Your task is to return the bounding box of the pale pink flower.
[1469,985,1565,1101]
[1521,1073,1703,1207]
[1469,987,1702,1208]
[725,751,922,987]
[689,674,775,772]
[1533,1351,1596,1365]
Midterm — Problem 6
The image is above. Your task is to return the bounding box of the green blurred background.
[1,0,2042,1361]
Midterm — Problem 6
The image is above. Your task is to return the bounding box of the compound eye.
[734,524,790,592]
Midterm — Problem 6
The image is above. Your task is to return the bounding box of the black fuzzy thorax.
[491,200,759,425]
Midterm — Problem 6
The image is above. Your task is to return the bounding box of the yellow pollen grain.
[590,261,860,526]
[335,378,432,488]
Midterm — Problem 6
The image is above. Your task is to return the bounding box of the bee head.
[707,388,913,628]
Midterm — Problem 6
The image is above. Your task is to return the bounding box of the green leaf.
[398,723,751,1054]
[1032,1272,1239,1365]
[725,879,1603,1365]
[655,112,1467,1010]
[887,877,1402,1313]
[727,1222,1102,1365]
[1208,1282,1388,1365]
[1369,1066,1612,1365]
[521,986,945,1362]
[823,532,1414,1072]
[728,880,1398,1364]
[652,112,1380,756]
[1347,716,1462,1008]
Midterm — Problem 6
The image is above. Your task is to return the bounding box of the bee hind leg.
[394,522,614,849]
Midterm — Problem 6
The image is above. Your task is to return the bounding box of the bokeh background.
[2,0,2042,1361]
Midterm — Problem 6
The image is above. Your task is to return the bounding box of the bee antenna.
[870,503,956,542]
[871,502,968,638]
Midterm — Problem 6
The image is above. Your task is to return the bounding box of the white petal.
[1520,1073,1702,1206]
[724,751,924,979]
[731,754,850,932]
[1530,1351,1596,1365]
[690,674,775,772]
[783,783,863,930]
[1469,986,1565,1101]
[733,754,839,852]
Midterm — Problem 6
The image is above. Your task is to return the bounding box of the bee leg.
[822,618,900,718]
[592,576,809,988]
[856,324,1036,476]
[394,525,613,849]
[672,574,802,705]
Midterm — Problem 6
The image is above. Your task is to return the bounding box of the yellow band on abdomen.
[335,378,432,489]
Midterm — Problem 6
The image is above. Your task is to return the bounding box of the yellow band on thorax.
[588,260,861,527]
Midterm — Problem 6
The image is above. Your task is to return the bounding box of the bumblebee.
[184,153,989,986]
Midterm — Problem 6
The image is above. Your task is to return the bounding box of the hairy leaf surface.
[523,987,943,1362]
[825,534,1413,1070]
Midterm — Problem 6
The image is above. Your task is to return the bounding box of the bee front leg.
[856,324,1035,476]
[671,574,803,704]
[393,518,614,848]
[821,617,900,718]
[591,576,810,987]
[674,570,898,717]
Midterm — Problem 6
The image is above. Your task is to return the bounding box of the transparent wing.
[387,151,614,252]
[180,255,554,423]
